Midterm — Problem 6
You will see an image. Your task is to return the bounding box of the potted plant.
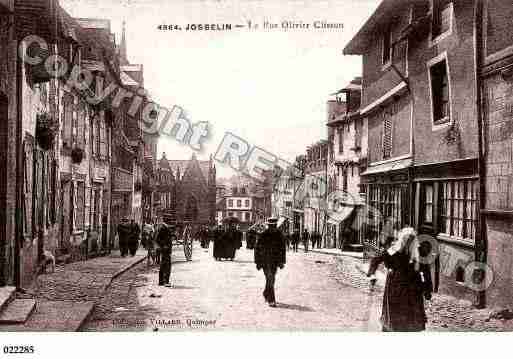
[71,146,84,164]
[35,113,58,151]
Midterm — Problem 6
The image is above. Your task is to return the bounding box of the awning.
[120,71,139,86]
[361,157,412,176]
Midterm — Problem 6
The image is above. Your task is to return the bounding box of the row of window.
[337,119,363,155]
[422,179,478,242]
[23,134,104,238]
[364,179,478,248]
[62,94,109,157]
[381,0,452,66]
[227,199,250,208]
[378,0,453,160]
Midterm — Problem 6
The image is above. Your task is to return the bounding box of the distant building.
[302,140,329,245]
[326,77,367,251]
[154,153,216,225]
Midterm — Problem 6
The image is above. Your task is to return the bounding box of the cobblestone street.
[81,243,513,332]
[83,244,383,331]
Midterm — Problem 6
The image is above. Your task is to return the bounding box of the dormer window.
[382,27,392,67]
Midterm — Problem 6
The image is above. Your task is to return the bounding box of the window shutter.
[23,139,34,237]
[76,106,85,148]
[382,112,392,159]
[99,121,106,157]
[91,119,96,156]
[51,157,57,224]
[338,127,343,154]
[62,98,73,146]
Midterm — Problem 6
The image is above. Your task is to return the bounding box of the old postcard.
[0,0,513,350]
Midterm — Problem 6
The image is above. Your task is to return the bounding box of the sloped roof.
[157,156,211,182]
[216,198,226,210]
[343,0,409,55]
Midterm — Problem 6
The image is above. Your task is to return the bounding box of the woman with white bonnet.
[380,227,433,332]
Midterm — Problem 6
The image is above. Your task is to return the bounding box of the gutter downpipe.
[474,0,487,309]
[14,30,22,290]
[390,42,414,227]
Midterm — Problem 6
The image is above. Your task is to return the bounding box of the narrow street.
[83,243,383,331]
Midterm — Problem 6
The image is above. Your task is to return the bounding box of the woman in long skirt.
[380,227,432,332]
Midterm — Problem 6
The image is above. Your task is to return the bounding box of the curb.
[75,302,95,332]
[301,248,364,260]
[75,255,146,331]
[108,255,148,288]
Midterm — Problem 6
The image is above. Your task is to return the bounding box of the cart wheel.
[183,225,193,261]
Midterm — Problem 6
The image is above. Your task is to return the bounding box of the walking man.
[311,231,317,250]
[292,229,300,252]
[156,220,175,287]
[302,228,309,252]
[255,217,286,307]
[117,217,131,257]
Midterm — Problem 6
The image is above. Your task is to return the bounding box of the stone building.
[108,21,147,240]
[0,1,117,287]
[154,153,216,226]
[223,186,255,230]
[302,140,328,245]
[477,0,513,309]
[326,77,368,251]
[343,0,487,304]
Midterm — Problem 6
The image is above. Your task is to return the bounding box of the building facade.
[478,0,513,308]
[302,140,328,245]
[154,153,216,226]
[344,0,483,302]
[326,77,368,251]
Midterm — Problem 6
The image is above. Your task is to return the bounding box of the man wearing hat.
[117,217,131,257]
[156,218,176,287]
[254,217,286,307]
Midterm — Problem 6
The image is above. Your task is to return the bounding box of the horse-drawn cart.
[175,222,194,261]
[159,211,195,261]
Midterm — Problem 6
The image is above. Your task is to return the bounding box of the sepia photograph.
[0,0,513,352]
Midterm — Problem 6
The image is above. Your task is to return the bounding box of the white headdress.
[387,227,420,271]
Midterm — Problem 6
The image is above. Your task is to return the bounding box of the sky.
[61,0,380,177]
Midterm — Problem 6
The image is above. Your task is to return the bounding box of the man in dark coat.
[254,217,286,307]
[213,225,225,260]
[246,229,257,249]
[128,219,141,256]
[156,222,175,287]
[292,230,300,252]
[311,231,317,250]
[302,228,309,252]
[117,217,131,257]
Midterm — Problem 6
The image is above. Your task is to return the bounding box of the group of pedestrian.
[250,217,432,331]
[117,217,141,257]
[213,218,243,261]
[131,211,433,330]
